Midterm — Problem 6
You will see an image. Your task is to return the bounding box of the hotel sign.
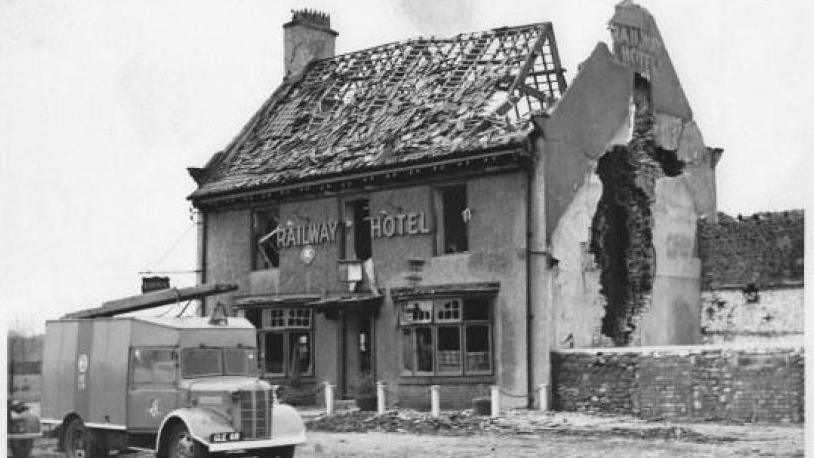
[275,212,431,249]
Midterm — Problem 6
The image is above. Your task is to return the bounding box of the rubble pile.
[305,409,738,442]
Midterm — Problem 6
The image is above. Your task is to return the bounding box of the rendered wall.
[702,287,804,345]
[202,170,530,408]
[553,345,804,423]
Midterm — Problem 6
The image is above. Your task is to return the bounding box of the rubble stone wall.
[553,345,804,423]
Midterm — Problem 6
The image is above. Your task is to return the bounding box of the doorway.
[339,309,375,398]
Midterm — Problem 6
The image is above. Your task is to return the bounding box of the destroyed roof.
[698,210,804,289]
[190,22,566,200]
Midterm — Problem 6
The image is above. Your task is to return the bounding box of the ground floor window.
[243,307,313,377]
[399,297,492,376]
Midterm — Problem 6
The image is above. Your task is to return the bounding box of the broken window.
[399,297,492,376]
[436,184,469,254]
[252,209,280,270]
[344,199,372,260]
[257,308,313,377]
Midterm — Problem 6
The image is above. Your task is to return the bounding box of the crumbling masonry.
[590,75,684,344]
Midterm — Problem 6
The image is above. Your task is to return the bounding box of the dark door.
[340,310,374,398]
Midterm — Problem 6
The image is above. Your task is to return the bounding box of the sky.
[1,0,812,334]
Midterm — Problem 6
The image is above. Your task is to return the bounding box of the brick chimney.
[283,9,338,78]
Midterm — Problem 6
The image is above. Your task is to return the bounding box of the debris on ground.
[304,409,741,443]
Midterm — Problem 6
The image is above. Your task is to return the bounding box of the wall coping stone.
[554,344,804,356]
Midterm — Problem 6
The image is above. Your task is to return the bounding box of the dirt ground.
[23,410,804,457]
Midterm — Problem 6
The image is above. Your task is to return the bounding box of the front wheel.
[166,423,208,458]
[263,445,295,458]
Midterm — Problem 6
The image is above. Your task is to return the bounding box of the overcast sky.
[1,0,812,334]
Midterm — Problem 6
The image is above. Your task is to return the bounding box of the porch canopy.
[390,281,500,301]
[233,292,383,318]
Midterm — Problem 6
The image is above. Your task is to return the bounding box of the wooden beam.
[62,283,239,319]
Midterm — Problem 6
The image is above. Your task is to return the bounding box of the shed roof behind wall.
[191,22,566,200]
[698,210,804,289]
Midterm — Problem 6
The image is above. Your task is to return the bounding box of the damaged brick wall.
[589,75,684,345]
[553,346,804,423]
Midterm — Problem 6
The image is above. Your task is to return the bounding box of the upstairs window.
[252,209,279,270]
[436,184,469,254]
[399,297,492,376]
[344,199,372,261]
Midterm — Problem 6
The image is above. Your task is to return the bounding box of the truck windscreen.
[181,348,257,377]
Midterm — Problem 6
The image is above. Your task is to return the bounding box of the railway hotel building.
[187,2,721,408]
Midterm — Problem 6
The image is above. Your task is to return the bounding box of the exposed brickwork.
[589,76,684,344]
[698,210,804,290]
[397,382,490,410]
[553,346,804,423]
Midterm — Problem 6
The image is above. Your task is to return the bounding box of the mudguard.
[156,408,234,449]
[157,404,306,453]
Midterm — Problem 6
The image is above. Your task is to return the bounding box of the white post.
[538,383,549,411]
[271,385,280,404]
[430,385,440,418]
[376,381,386,415]
[490,385,500,418]
[324,382,334,415]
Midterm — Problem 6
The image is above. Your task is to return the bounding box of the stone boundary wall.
[552,345,804,423]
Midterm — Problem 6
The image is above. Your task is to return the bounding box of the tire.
[63,418,93,458]
[265,445,295,458]
[10,439,33,457]
[165,423,208,458]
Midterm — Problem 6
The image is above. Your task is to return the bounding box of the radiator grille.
[239,390,271,439]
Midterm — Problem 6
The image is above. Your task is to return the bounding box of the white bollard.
[271,385,280,404]
[324,382,334,415]
[430,385,440,418]
[376,381,386,415]
[538,383,549,411]
[490,385,500,418]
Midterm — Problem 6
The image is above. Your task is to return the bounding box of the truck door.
[126,347,179,432]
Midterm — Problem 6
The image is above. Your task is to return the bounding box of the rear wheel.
[63,418,92,458]
[166,423,208,458]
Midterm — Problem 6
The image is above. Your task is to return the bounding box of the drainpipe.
[197,210,208,316]
[525,157,535,409]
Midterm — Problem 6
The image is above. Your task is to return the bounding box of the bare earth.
[25,410,804,457]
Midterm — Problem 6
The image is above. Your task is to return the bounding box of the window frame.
[256,307,315,378]
[128,346,178,386]
[398,297,493,377]
[251,207,281,271]
[341,197,372,261]
[433,183,470,256]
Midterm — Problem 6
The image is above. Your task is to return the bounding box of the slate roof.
[698,210,804,289]
[191,22,566,200]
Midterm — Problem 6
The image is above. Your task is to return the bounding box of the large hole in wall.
[589,74,685,345]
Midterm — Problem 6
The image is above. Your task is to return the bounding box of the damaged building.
[698,210,804,345]
[187,2,721,408]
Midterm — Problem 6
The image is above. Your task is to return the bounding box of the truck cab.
[41,310,305,457]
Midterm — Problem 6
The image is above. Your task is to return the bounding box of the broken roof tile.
[191,22,566,200]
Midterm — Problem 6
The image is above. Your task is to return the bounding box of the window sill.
[431,251,470,259]
[399,374,494,385]
[260,375,316,384]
